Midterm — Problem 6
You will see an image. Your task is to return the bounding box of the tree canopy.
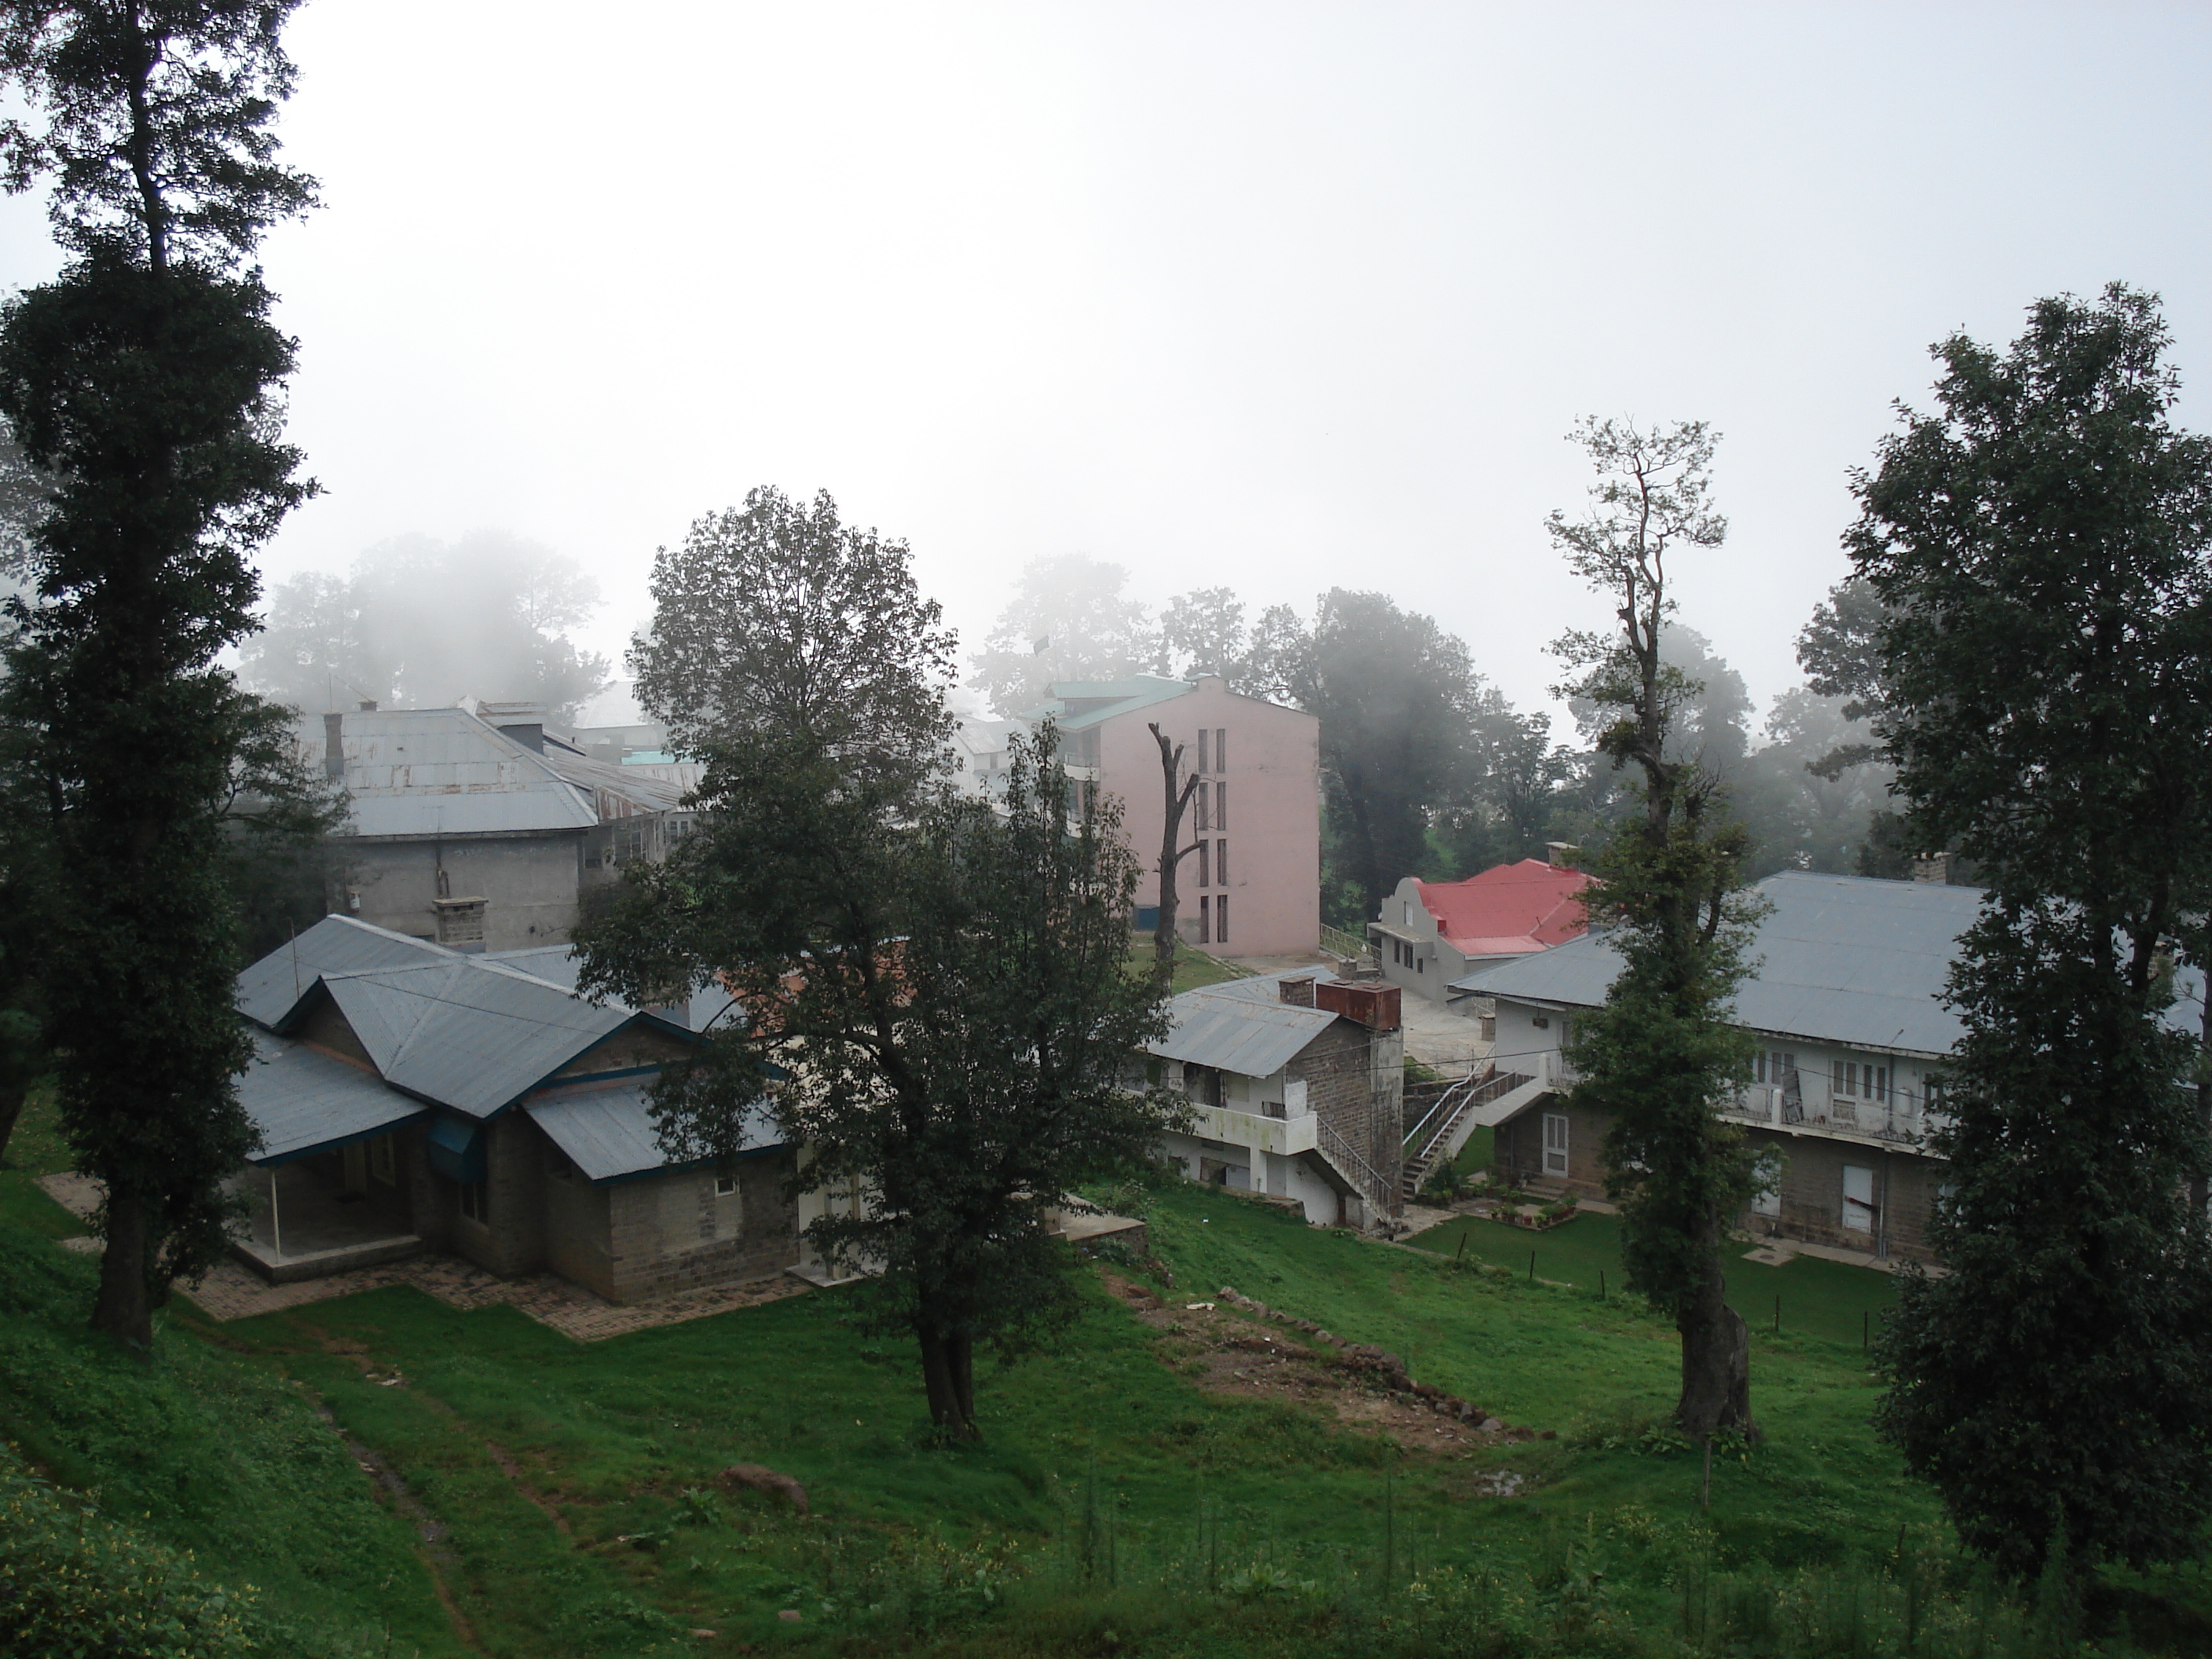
[969,554,1157,716]
[1549,416,1763,1441]
[240,531,612,721]
[1858,284,2212,1577]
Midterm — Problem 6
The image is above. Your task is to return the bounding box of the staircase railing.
[1317,1117,1399,1218]
[1318,922,1375,966]
[1400,1066,1536,1195]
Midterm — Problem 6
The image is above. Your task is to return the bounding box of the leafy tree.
[1548,417,1764,1440]
[1731,689,1891,879]
[1155,587,1254,687]
[969,554,1154,716]
[1858,285,2212,1577]
[1252,589,1487,923]
[632,486,956,786]
[580,727,1174,1439]
[0,0,329,1350]
[241,533,612,721]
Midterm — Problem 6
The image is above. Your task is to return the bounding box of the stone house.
[317,701,693,954]
[1148,967,1404,1228]
[230,914,797,1302]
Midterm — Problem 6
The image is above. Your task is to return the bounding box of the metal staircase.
[1400,1065,1536,1201]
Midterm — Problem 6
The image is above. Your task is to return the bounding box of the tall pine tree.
[1860,286,2212,1576]
[0,0,323,1350]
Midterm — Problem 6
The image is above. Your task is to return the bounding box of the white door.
[1542,1112,1569,1177]
[1842,1164,1876,1234]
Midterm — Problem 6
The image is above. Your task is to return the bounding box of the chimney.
[1278,974,1317,1008]
[482,700,549,754]
[358,698,379,712]
[322,712,344,782]
[1546,840,1578,869]
[1913,852,1950,885]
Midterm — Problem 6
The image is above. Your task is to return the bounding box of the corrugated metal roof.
[1147,984,1339,1075]
[1452,872,1989,1055]
[480,946,738,1032]
[1016,677,1195,731]
[537,745,690,816]
[322,707,600,837]
[527,1082,778,1183]
[236,914,458,1030]
[320,959,635,1118]
[238,1031,428,1165]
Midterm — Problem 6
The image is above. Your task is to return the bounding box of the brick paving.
[37,1172,812,1341]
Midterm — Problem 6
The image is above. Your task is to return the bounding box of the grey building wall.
[339,831,586,950]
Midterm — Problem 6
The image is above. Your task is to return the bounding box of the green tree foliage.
[0,0,328,1350]
[582,729,1175,1440]
[969,553,1155,716]
[1548,417,1763,1440]
[1730,689,1891,880]
[633,485,956,786]
[1155,586,1257,687]
[240,531,612,721]
[1857,285,2212,1577]
[1251,589,1489,924]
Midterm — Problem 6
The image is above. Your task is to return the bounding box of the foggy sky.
[4,2,2207,723]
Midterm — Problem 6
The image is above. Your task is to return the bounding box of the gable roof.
[322,705,600,837]
[1146,967,1347,1075]
[528,1082,778,1184]
[236,914,459,1029]
[1408,859,1591,958]
[1452,871,1989,1056]
[238,1031,428,1164]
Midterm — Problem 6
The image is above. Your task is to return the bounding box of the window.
[1415,952,1423,972]
[369,1135,396,1185]
[1217,894,1228,943]
[1196,840,1210,888]
[1867,1064,1890,1103]
[1199,894,1211,944]
[1542,1111,1569,1177]
[1833,1060,1859,1097]
[715,1171,738,1198]
[1215,782,1227,830]
[1195,788,1210,832]
[460,1180,489,1225]
[1197,728,1209,774]
[1217,837,1227,886]
[1215,728,1226,771]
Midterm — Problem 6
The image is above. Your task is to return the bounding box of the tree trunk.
[1675,1257,1756,1442]
[1148,724,1198,993]
[917,1328,980,1441]
[0,1082,25,1168]
[91,1185,155,1356]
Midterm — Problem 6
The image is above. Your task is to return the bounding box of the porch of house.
[227,1159,423,1284]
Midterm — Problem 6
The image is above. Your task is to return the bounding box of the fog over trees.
[240,532,611,720]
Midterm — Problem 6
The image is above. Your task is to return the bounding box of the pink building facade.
[1035,676,1320,958]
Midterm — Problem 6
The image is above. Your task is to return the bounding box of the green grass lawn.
[1407,1208,1899,1352]
[1126,937,1254,994]
[4,1116,2199,1657]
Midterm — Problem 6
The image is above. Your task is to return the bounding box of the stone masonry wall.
[606,1149,800,1304]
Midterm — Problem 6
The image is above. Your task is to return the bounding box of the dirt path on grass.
[1099,1269,1550,1467]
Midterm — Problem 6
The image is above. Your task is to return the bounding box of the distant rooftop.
[1405,859,1591,958]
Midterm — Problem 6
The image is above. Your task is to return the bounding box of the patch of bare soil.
[1099,1270,1552,1464]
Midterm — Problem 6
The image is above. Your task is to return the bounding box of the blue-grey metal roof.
[236,914,458,1031]
[1452,871,1990,1056]
[480,945,738,1032]
[237,1031,429,1166]
[320,707,600,837]
[1016,677,1195,731]
[1147,984,1339,1076]
[320,958,639,1119]
[527,1084,779,1183]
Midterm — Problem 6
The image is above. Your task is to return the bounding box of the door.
[1842,1164,1877,1234]
[1542,1112,1569,1177]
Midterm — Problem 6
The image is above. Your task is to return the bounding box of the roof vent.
[481,700,550,754]
[1546,841,1579,868]
[1913,852,1950,884]
[358,698,379,712]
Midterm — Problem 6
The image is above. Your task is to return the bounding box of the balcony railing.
[1722,1069,1939,1144]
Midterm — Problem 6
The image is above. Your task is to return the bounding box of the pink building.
[1029,676,1320,957]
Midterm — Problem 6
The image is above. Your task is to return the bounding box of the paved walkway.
[37,1173,811,1341]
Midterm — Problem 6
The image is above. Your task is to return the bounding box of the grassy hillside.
[0,1095,461,1657]
[5,1095,2206,1655]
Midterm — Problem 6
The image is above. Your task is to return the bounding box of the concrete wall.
[1093,679,1320,957]
[339,830,585,950]
[1373,877,1469,1002]
[1159,1130,1346,1225]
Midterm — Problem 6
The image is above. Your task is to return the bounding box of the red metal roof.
[1414,859,1592,958]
